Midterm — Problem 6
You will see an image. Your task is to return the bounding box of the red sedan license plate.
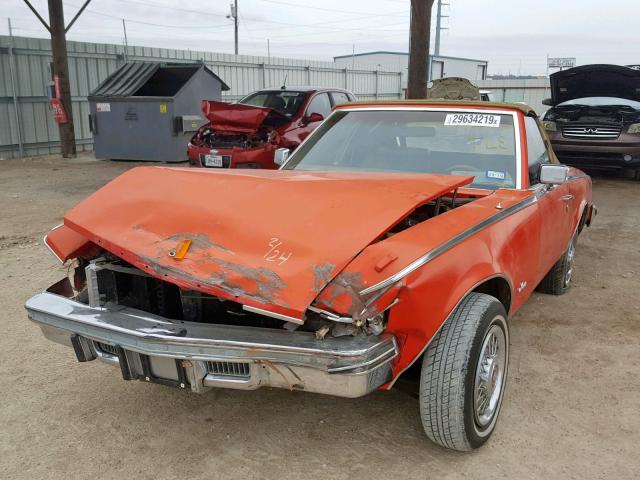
[203,154,224,167]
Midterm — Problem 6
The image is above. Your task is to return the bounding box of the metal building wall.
[477,78,551,114]
[0,35,403,159]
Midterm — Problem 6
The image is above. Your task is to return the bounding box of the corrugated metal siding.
[477,79,550,114]
[0,35,402,159]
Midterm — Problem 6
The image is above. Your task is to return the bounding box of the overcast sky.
[2,0,638,75]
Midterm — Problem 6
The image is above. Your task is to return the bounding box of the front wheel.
[419,293,509,451]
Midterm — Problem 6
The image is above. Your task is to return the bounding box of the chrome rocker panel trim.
[26,292,397,398]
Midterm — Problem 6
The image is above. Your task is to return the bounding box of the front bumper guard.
[25,292,398,398]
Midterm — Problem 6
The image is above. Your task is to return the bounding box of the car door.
[525,116,574,276]
[297,92,332,143]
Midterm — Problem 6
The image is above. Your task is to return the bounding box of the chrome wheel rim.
[474,324,507,428]
[564,241,576,287]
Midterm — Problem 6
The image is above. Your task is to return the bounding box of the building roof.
[89,62,229,98]
[333,51,488,64]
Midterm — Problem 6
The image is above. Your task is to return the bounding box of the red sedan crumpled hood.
[201,100,290,134]
[63,167,473,321]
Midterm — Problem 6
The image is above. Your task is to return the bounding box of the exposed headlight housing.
[627,123,640,134]
[542,121,557,132]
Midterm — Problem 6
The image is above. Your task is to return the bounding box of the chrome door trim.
[359,194,538,296]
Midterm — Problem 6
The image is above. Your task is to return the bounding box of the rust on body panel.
[56,167,473,320]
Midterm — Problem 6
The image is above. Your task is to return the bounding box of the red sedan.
[187,87,355,169]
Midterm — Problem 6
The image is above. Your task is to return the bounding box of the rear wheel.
[537,236,576,295]
[419,293,509,451]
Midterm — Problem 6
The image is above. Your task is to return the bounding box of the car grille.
[94,341,119,356]
[205,361,251,378]
[562,125,621,139]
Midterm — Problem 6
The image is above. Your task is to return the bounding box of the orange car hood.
[64,167,473,321]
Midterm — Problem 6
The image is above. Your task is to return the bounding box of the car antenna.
[281,74,288,90]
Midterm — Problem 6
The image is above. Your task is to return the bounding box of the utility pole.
[227,1,238,55]
[122,19,129,63]
[8,18,25,157]
[434,0,449,57]
[23,0,92,158]
[407,0,434,99]
[351,44,355,69]
[48,0,75,157]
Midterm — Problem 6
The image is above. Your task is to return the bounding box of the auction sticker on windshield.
[444,113,501,127]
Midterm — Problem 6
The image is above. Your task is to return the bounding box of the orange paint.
[44,101,594,389]
[60,167,473,320]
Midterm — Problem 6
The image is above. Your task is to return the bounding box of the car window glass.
[525,116,550,185]
[306,93,332,118]
[331,92,351,106]
[285,110,518,190]
[241,91,306,117]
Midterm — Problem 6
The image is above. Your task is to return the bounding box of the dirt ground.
[0,153,638,480]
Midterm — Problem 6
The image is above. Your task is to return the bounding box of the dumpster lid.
[89,62,230,98]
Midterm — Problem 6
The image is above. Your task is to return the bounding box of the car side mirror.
[540,164,569,185]
[304,112,324,124]
[542,98,553,106]
[273,147,290,166]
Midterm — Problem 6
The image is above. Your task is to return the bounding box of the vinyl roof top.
[336,99,536,115]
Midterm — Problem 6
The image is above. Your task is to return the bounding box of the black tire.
[419,293,509,451]
[536,236,576,295]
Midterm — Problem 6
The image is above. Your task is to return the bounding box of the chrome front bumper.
[25,292,398,398]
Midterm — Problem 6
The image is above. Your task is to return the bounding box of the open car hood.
[201,100,291,134]
[549,64,640,106]
[62,167,473,321]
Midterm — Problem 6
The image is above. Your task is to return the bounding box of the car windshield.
[558,97,640,109]
[240,91,307,117]
[283,110,518,189]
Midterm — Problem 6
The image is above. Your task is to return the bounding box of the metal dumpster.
[88,62,229,162]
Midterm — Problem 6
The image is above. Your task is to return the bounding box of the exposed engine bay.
[386,191,477,236]
[190,125,276,149]
[545,104,640,125]
[60,255,385,339]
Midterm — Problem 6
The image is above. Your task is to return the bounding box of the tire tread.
[420,293,500,451]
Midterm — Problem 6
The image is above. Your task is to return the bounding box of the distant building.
[333,51,488,91]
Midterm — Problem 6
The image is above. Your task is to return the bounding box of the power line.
[250,19,408,41]
[112,0,228,19]
[63,2,231,29]
[258,0,407,17]
[68,0,409,38]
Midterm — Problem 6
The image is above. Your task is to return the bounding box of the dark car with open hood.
[187,87,355,169]
[542,64,640,179]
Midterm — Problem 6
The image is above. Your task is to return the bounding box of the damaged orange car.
[27,100,594,451]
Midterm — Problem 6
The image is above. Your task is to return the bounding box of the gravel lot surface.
[1,154,638,479]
